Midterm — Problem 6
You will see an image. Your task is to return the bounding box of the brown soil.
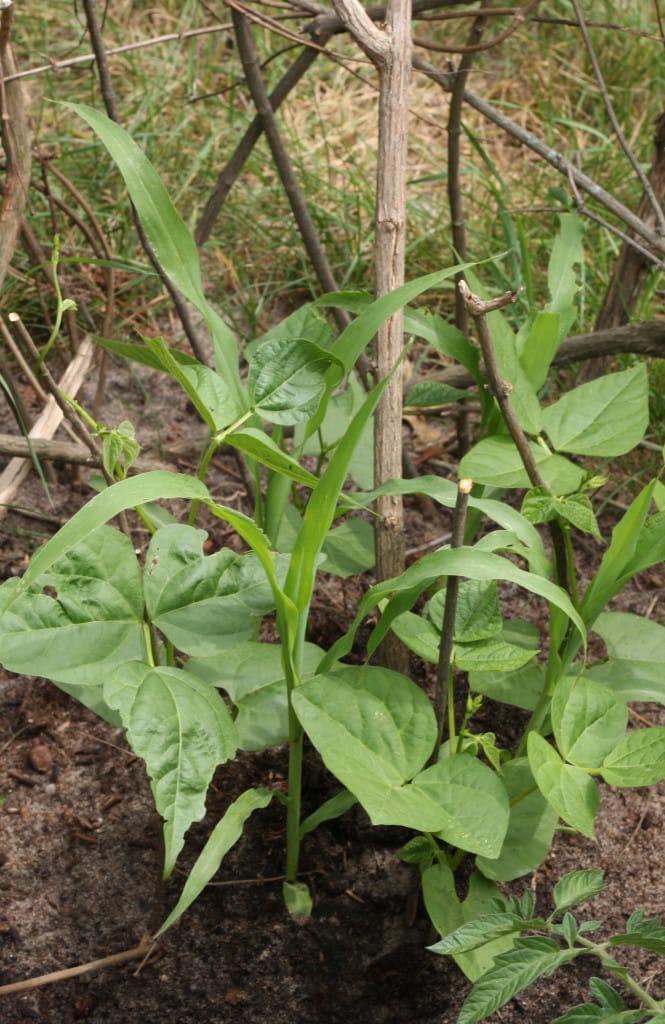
[0,362,664,1024]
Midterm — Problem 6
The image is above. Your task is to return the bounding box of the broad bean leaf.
[476,759,558,881]
[105,661,238,878]
[293,667,509,854]
[0,526,144,694]
[459,436,584,493]
[320,517,375,577]
[601,728,665,787]
[553,869,605,915]
[527,732,599,837]
[425,865,518,980]
[391,609,440,663]
[143,524,283,656]
[154,787,273,938]
[292,666,436,816]
[428,580,502,643]
[541,364,648,457]
[456,937,582,1024]
[188,640,324,751]
[588,612,665,703]
[522,488,603,540]
[403,380,469,408]
[248,337,342,424]
[454,635,536,673]
[469,663,546,712]
[552,677,628,769]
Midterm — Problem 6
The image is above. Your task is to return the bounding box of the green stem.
[576,938,664,1012]
[188,411,252,526]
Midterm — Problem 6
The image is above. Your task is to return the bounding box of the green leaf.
[553,870,605,915]
[460,436,584,493]
[454,635,536,673]
[522,488,603,540]
[188,641,323,751]
[542,365,648,457]
[294,667,509,854]
[578,481,656,627]
[283,881,313,917]
[601,728,665,787]
[411,756,510,857]
[552,677,628,769]
[391,609,441,663]
[153,787,272,937]
[469,663,546,712]
[337,546,586,671]
[10,472,210,595]
[105,662,238,878]
[424,865,517,980]
[299,790,358,837]
[403,380,469,408]
[324,264,474,375]
[249,337,342,424]
[518,311,561,391]
[69,104,244,414]
[430,580,501,643]
[429,913,523,956]
[225,427,319,488]
[588,612,665,703]
[527,733,599,837]
[292,666,436,814]
[320,517,375,577]
[476,758,559,881]
[0,526,144,692]
[588,977,623,1011]
[143,525,282,656]
[457,937,582,1024]
[547,212,584,314]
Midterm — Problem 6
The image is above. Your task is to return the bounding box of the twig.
[458,280,570,592]
[432,478,472,760]
[1,25,234,84]
[0,942,156,996]
[413,0,542,54]
[413,54,665,256]
[0,3,31,294]
[569,0,665,236]
[231,8,351,335]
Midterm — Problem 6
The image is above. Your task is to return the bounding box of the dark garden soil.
[0,359,664,1023]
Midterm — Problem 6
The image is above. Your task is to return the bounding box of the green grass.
[3,0,663,349]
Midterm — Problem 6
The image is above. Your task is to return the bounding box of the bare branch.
[569,0,665,235]
[330,0,390,61]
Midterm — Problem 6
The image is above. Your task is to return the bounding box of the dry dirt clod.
[27,744,52,773]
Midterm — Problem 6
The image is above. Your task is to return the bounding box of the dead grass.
[3,1,664,339]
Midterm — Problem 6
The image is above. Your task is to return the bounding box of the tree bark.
[332,0,412,670]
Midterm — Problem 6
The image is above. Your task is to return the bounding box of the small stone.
[27,745,52,773]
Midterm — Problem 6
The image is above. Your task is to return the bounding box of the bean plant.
[1,107,664,1016]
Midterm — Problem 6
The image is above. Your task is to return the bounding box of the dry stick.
[458,280,570,593]
[447,1,491,455]
[80,0,211,367]
[0,3,31,294]
[413,0,542,54]
[0,943,156,997]
[195,43,324,245]
[569,0,665,236]
[230,9,351,336]
[331,0,411,671]
[432,477,472,760]
[412,54,665,257]
[408,317,665,392]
